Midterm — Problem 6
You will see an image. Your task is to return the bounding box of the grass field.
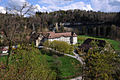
[40,50,82,78]
[78,35,120,51]
[0,55,7,63]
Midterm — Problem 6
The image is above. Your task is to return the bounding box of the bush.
[43,40,73,54]
[0,45,56,80]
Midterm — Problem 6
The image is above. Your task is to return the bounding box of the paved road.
[73,50,84,65]
[39,46,84,65]
[70,76,82,80]
[39,46,84,80]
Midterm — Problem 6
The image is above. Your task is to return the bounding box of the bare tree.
[7,2,36,17]
[1,2,36,66]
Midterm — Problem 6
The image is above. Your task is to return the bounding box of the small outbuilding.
[78,38,106,53]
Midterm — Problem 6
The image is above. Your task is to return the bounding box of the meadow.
[78,35,120,51]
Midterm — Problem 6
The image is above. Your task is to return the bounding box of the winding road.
[39,46,84,80]
[39,46,84,65]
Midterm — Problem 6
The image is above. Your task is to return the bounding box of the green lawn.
[40,50,82,78]
[0,55,7,63]
[78,35,120,51]
[58,56,82,77]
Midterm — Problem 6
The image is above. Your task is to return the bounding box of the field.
[78,35,120,51]
[40,50,82,78]
[0,55,7,63]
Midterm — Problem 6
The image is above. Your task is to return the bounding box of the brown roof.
[38,32,77,39]
[50,32,77,39]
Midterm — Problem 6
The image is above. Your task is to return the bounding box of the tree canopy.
[43,40,73,54]
[0,45,56,80]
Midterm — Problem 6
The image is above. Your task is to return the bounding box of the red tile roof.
[38,32,77,39]
[0,48,8,51]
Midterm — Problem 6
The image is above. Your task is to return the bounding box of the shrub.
[0,45,56,80]
[43,40,73,54]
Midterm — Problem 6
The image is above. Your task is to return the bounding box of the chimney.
[71,32,74,36]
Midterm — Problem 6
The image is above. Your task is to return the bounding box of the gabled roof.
[39,32,77,39]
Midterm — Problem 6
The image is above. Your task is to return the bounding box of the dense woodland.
[0,10,120,44]
[36,10,120,25]
[36,10,120,40]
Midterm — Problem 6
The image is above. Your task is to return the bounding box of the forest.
[0,9,120,44]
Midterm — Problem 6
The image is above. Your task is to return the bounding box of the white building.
[35,32,77,47]
[0,46,8,54]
